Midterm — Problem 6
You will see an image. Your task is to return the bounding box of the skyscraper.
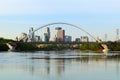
[81,36,89,42]
[29,27,35,42]
[55,27,65,42]
[65,35,72,42]
[46,27,50,40]
[43,27,50,42]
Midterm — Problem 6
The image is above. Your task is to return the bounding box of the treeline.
[0,38,14,43]
[110,42,120,51]
[0,44,9,51]
[16,43,69,51]
[80,44,102,51]
[80,42,120,51]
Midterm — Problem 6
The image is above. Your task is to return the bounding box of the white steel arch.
[29,22,100,42]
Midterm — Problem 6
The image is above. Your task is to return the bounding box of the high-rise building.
[75,38,80,42]
[81,36,89,42]
[45,27,50,39]
[35,36,41,42]
[29,27,34,42]
[43,27,50,42]
[44,33,49,42]
[55,27,65,42]
[18,33,27,42]
[50,37,56,42]
[65,36,72,42]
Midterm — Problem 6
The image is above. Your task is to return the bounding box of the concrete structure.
[65,36,72,42]
[55,27,65,42]
[6,43,16,51]
[81,36,89,42]
[29,27,35,42]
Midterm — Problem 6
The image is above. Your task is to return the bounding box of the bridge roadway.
[0,41,120,45]
[16,41,108,44]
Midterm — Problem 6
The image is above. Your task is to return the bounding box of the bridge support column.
[101,43,109,55]
[6,43,16,51]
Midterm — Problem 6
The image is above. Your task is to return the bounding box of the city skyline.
[18,26,90,42]
[0,0,120,41]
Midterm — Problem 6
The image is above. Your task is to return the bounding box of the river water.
[0,50,120,80]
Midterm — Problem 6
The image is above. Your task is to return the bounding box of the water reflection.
[0,51,120,80]
[27,51,120,77]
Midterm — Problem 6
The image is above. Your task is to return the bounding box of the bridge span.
[15,41,107,44]
[18,22,109,54]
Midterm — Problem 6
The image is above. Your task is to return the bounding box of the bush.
[80,44,101,51]
[0,44,9,51]
[16,43,38,51]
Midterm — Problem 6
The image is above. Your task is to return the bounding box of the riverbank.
[0,42,120,51]
[0,37,120,51]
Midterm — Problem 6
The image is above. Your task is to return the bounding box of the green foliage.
[16,43,38,51]
[0,38,14,43]
[111,43,120,51]
[80,44,101,51]
[80,44,89,50]
[0,44,9,51]
[39,44,69,50]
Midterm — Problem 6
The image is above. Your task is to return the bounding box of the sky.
[0,0,120,41]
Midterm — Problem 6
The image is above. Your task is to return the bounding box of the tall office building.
[45,27,50,38]
[75,38,81,42]
[35,36,41,42]
[55,27,65,42]
[81,36,89,42]
[43,27,50,42]
[65,36,72,42]
[29,27,35,42]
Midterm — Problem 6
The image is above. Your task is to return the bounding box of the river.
[0,50,120,80]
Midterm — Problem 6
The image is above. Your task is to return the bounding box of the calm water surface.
[0,50,120,80]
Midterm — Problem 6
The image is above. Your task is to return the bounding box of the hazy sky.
[0,0,120,41]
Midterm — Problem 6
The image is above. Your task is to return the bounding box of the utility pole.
[105,34,107,42]
[116,29,119,41]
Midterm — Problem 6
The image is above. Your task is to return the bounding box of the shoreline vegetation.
[0,38,120,51]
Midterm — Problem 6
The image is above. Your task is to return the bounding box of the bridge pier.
[100,43,109,55]
[6,43,16,51]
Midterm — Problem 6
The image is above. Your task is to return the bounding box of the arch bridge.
[22,22,108,54]
[27,22,108,52]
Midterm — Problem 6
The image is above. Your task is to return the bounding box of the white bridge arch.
[29,22,100,42]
